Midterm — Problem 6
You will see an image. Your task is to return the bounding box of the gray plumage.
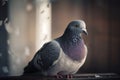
[23,20,88,76]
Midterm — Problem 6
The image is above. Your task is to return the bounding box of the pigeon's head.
[64,20,88,36]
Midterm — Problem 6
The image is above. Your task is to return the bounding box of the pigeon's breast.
[63,39,87,61]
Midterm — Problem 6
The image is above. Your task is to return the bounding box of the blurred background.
[0,0,120,76]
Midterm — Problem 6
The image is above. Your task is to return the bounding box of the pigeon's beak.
[82,28,88,35]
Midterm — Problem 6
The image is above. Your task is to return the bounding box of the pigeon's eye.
[74,24,79,28]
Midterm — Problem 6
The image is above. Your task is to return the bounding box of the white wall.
[7,0,51,76]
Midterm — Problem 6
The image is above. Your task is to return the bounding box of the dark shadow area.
[79,0,120,74]
[0,0,9,76]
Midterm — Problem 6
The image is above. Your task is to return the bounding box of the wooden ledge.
[0,73,120,80]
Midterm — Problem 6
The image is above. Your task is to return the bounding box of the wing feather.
[23,40,61,74]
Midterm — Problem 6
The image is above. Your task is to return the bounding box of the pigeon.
[23,20,88,77]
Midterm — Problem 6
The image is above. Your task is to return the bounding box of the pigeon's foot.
[56,73,73,79]
[66,74,73,79]
[56,73,63,78]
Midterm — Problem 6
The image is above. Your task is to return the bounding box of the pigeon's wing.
[23,40,61,74]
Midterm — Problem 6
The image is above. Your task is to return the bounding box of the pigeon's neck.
[57,34,86,61]
[61,33,82,44]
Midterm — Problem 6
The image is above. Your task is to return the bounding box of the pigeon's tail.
[22,62,42,76]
